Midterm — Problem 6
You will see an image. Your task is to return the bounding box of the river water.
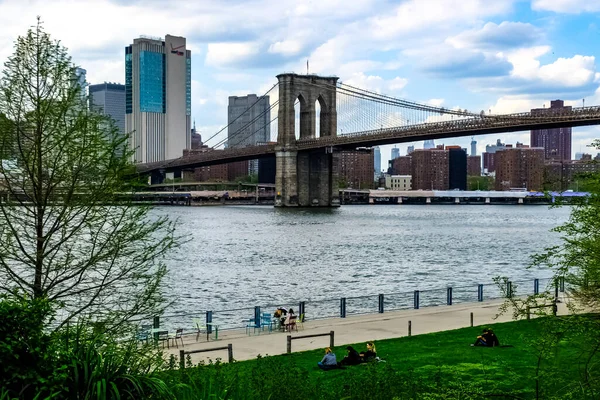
[156,205,569,328]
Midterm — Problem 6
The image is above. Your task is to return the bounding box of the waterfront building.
[411,148,449,190]
[531,100,572,161]
[385,175,412,190]
[125,34,191,164]
[339,149,375,189]
[390,155,412,175]
[544,156,600,191]
[258,156,276,184]
[447,146,467,191]
[468,155,481,176]
[89,83,126,136]
[495,147,544,191]
[391,147,400,160]
[374,146,381,174]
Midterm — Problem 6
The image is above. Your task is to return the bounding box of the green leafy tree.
[0,20,176,333]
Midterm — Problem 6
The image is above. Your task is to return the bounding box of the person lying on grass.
[472,327,500,347]
[317,347,338,370]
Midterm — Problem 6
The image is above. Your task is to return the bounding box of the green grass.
[159,317,599,399]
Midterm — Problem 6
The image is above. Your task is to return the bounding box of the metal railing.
[147,277,559,333]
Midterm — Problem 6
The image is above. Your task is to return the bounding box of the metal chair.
[169,328,184,348]
[156,330,169,348]
[193,318,207,342]
[245,318,260,335]
[136,324,152,344]
[261,312,273,332]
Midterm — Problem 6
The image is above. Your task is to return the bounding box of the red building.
[495,147,545,191]
[531,100,572,161]
[411,148,449,190]
[339,150,374,189]
[468,155,481,176]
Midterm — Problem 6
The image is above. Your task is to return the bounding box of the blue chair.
[245,318,260,335]
[261,312,274,332]
[136,324,152,344]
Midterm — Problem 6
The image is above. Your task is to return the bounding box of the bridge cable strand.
[203,82,279,146]
[211,100,279,148]
[216,100,302,147]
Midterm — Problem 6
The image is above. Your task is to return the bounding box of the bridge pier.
[275,73,340,207]
[275,149,298,207]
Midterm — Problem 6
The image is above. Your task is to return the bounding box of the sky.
[0,0,599,170]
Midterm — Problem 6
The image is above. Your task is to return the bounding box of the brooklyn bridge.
[137,73,600,207]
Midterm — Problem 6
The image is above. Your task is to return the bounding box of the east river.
[154,204,570,328]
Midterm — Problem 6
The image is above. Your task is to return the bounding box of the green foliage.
[467,175,493,191]
[57,325,174,400]
[0,295,57,398]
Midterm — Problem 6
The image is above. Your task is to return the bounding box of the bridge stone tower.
[275,73,340,207]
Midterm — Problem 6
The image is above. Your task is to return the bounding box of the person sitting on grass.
[317,347,338,370]
[359,341,377,363]
[473,327,500,347]
[338,346,361,366]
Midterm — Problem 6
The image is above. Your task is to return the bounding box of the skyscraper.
[407,145,415,154]
[530,100,572,161]
[470,137,477,156]
[391,147,400,160]
[447,146,467,191]
[125,35,191,163]
[227,94,271,174]
[73,67,87,99]
[89,83,126,135]
[227,95,271,148]
[374,146,381,175]
[423,139,435,149]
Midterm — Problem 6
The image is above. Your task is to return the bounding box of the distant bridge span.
[137,106,600,174]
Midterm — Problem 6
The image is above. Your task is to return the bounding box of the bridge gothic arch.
[277,74,338,145]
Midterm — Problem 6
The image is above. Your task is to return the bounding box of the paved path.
[162,296,570,364]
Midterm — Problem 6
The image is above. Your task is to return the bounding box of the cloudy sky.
[0,0,599,169]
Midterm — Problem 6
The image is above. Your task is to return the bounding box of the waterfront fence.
[148,277,558,333]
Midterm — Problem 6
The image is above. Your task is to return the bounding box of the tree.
[495,140,600,398]
[0,20,176,333]
[533,139,600,310]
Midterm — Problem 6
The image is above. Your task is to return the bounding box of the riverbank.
[163,294,571,364]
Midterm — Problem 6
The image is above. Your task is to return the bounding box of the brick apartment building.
[495,147,545,191]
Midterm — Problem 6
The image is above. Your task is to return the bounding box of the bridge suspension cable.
[211,100,279,149]
[203,83,279,147]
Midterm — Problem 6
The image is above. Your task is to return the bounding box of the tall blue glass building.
[125,35,191,163]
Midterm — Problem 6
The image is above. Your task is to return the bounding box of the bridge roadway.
[137,106,600,174]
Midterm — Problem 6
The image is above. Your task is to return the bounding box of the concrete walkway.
[163,296,570,364]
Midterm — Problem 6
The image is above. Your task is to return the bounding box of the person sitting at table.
[274,307,287,330]
[359,341,377,363]
[317,347,338,370]
[284,308,295,330]
[338,346,361,366]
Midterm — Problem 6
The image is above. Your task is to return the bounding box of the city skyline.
[1,0,599,168]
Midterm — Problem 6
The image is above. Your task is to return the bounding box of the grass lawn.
[162,317,598,399]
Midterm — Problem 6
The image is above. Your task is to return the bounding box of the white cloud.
[507,48,597,87]
[268,40,304,56]
[342,72,408,94]
[532,0,600,13]
[205,42,261,67]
